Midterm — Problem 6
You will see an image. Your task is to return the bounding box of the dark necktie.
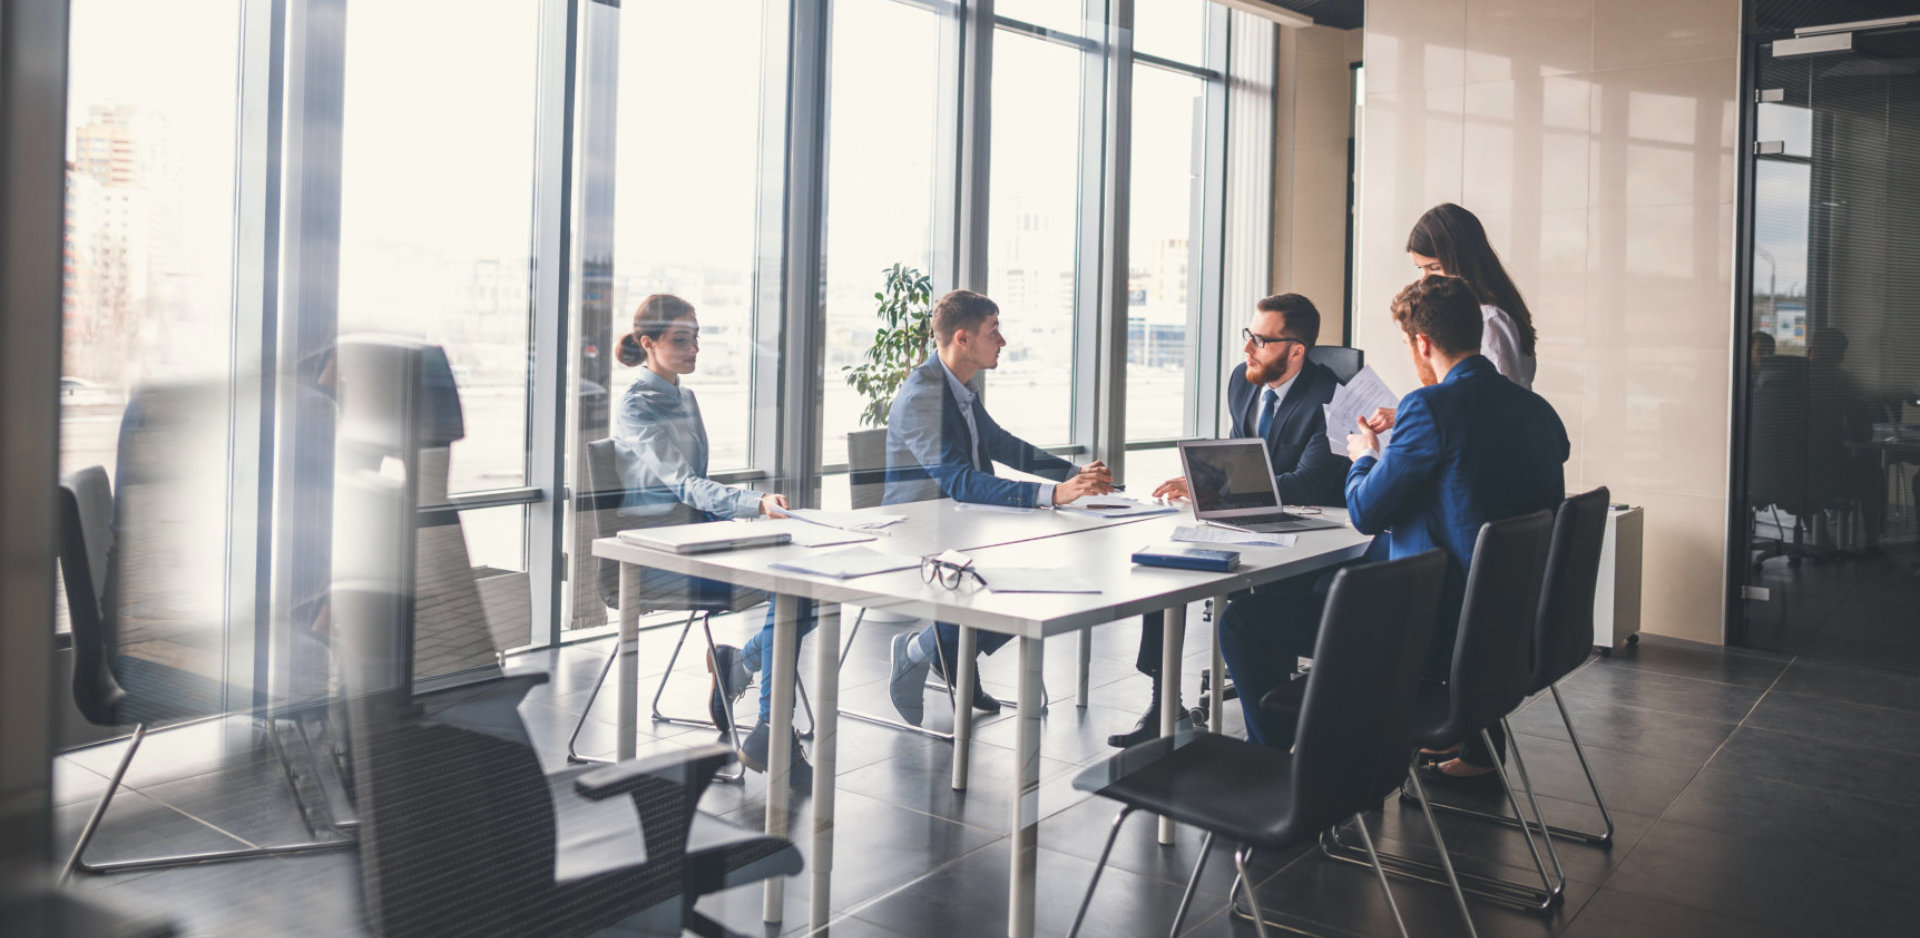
[1255,388,1280,440]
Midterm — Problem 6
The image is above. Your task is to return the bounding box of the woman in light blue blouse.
[613,293,815,791]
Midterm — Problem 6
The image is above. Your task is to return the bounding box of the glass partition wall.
[1736,19,1920,668]
[52,0,1274,686]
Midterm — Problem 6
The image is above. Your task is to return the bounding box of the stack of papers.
[1056,497,1179,519]
[783,508,906,531]
[975,567,1100,594]
[1171,524,1298,548]
[767,546,921,579]
[1323,366,1399,456]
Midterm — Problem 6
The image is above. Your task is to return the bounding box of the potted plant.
[841,264,933,509]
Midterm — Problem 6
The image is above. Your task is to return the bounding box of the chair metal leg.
[1168,831,1214,938]
[1353,813,1411,938]
[1503,719,1567,891]
[1233,847,1274,938]
[699,616,747,784]
[1480,728,1560,901]
[566,640,622,765]
[1408,766,1480,938]
[1409,687,1616,846]
[650,612,716,731]
[1067,806,1135,938]
[61,723,353,882]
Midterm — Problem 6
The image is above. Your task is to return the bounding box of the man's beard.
[1412,353,1439,387]
[1244,357,1273,385]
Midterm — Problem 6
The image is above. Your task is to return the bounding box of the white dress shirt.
[1480,304,1536,389]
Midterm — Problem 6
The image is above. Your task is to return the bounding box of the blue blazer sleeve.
[978,405,1076,483]
[1345,392,1443,535]
[889,374,1047,508]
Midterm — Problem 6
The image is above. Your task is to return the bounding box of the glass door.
[1738,22,1920,668]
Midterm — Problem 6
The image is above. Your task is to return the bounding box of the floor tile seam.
[1590,855,1829,935]
[1602,653,1791,692]
[1507,723,1723,774]
[1758,685,1920,722]
[1513,688,1748,735]
[1359,817,1611,892]
[104,789,260,851]
[810,839,1009,928]
[1698,723,1920,807]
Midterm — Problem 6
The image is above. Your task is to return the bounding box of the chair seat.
[1409,678,1519,751]
[1071,733,1308,852]
[547,766,801,890]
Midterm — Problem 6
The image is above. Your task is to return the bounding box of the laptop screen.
[1179,439,1281,516]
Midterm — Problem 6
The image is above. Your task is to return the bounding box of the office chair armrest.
[574,743,735,802]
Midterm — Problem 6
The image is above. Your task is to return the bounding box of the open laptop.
[618,522,791,554]
[1176,438,1344,533]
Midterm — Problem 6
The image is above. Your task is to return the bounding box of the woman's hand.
[759,493,791,518]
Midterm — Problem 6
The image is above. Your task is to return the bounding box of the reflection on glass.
[823,0,944,467]
[988,31,1081,448]
[338,0,539,496]
[1127,64,1207,441]
[612,0,765,472]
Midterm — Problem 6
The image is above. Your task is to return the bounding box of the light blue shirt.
[939,358,1057,507]
[613,367,763,525]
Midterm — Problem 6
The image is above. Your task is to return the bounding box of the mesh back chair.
[1324,510,1560,926]
[1307,345,1365,384]
[568,439,811,773]
[56,466,352,881]
[1064,549,1447,938]
[1418,488,1617,846]
[333,574,802,937]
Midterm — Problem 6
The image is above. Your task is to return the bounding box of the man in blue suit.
[883,289,1114,724]
[1220,275,1567,776]
[1104,294,1351,748]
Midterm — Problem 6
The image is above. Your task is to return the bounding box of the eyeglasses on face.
[921,554,987,590]
[1241,328,1302,351]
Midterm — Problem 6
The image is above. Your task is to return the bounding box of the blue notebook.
[1131,544,1239,572]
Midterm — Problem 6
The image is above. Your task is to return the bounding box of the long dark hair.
[615,294,696,367]
[1406,204,1537,356]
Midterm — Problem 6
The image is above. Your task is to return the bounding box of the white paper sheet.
[976,567,1100,594]
[751,518,876,548]
[1170,524,1297,548]
[1055,497,1180,519]
[1325,366,1399,455]
[783,508,906,530]
[766,546,921,579]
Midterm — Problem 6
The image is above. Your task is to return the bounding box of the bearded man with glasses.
[1105,293,1354,748]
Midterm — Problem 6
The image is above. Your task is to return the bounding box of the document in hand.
[767,546,922,579]
[976,567,1100,594]
[1171,524,1298,548]
[1055,497,1180,519]
[1323,366,1399,455]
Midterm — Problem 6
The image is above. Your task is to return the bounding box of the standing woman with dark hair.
[1406,202,1539,388]
[613,293,816,790]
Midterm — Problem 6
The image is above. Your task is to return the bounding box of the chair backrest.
[583,438,629,610]
[57,466,127,726]
[847,427,888,510]
[1530,487,1611,691]
[1441,510,1554,735]
[1289,548,1447,830]
[1748,355,1809,511]
[1307,345,1365,384]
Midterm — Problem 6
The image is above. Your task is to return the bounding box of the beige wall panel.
[1360,0,1741,643]
[1593,0,1740,72]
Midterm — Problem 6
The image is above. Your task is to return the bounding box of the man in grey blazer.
[1109,293,1352,747]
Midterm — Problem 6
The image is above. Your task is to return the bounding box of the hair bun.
[615,331,646,366]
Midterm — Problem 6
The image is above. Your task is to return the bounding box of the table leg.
[1008,635,1045,938]
[764,594,801,923]
[616,563,641,761]
[952,625,979,791]
[1076,630,1091,709]
[1210,593,1228,738]
[1158,603,1186,845]
[809,603,841,934]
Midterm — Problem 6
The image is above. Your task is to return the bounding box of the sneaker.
[737,722,813,794]
[888,632,930,726]
[928,653,1003,714]
[706,644,751,734]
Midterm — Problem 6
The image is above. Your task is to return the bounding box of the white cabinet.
[1594,506,1643,653]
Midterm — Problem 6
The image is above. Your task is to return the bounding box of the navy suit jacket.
[882,356,1077,507]
[1224,359,1351,507]
[1345,355,1569,662]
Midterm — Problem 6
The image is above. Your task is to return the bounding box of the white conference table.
[591,498,1371,938]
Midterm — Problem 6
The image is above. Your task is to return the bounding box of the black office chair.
[566,439,814,772]
[1307,345,1365,384]
[56,465,352,881]
[1323,510,1561,922]
[1416,488,1616,845]
[333,584,802,938]
[1065,549,1449,938]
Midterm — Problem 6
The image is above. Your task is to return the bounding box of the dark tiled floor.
[52,623,1920,937]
